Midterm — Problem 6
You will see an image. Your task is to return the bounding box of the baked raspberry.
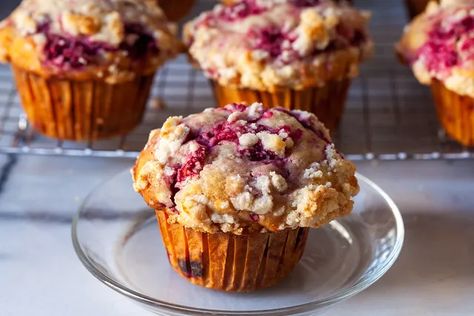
[198,122,242,147]
[42,22,157,69]
[249,213,259,222]
[176,146,208,183]
[415,15,474,73]
[241,143,279,162]
[435,16,474,40]
[120,23,159,59]
[262,111,274,119]
[417,42,458,73]
[249,26,294,59]
[43,34,111,70]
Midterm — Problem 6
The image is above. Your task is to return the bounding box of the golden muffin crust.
[133,103,359,234]
[0,0,181,83]
[184,0,372,92]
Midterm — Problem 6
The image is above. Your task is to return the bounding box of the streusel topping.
[397,0,474,96]
[0,0,180,82]
[133,103,358,234]
[184,0,372,92]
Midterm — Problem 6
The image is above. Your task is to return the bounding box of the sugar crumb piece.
[154,117,189,164]
[303,162,322,179]
[247,102,264,119]
[270,171,288,192]
[239,133,259,148]
[255,175,271,194]
[257,132,286,156]
[324,144,339,169]
[227,111,241,123]
[211,213,235,224]
[231,191,253,211]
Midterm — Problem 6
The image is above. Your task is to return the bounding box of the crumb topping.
[397,0,474,96]
[184,0,372,91]
[0,0,180,82]
[133,102,359,234]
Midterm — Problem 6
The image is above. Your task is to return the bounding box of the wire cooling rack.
[0,0,473,160]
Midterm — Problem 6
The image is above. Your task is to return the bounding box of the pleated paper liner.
[12,65,154,141]
[156,210,309,292]
[431,80,474,147]
[210,79,351,132]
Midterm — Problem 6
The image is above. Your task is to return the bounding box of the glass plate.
[72,170,404,316]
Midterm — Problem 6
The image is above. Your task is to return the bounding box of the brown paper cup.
[430,80,474,147]
[158,0,195,21]
[210,79,351,131]
[405,0,432,18]
[156,210,309,292]
[12,65,154,141]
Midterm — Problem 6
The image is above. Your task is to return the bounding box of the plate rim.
[71,171,405,315]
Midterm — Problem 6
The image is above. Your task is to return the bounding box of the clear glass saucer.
[72,170,404,316]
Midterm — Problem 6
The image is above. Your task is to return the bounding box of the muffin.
[183,0,372,131]
[158,0,195,21]
[132,102,359,291]
[397,0,474,146]
[0,0,180,141]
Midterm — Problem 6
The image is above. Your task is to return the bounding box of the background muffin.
[132,102,359,291]
[0,0,180,141]
[184,0,372,131]
[397,0,474,146]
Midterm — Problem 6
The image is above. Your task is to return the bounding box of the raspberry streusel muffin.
[132,102,359,291]
[184,0,372,131]
[397,0,474,146]
[0,0,180,141]
[158,0,195,21]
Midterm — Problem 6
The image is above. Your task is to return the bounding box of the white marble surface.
[1,156,473,315]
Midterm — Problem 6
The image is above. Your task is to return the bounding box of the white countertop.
[1,155,473,316]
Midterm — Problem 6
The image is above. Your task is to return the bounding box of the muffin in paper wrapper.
[156,210,309,292]
[12,65,154,141]
[431,80,474,146]
[210,79,351,132]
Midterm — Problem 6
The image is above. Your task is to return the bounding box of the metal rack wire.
[0,0,472,160]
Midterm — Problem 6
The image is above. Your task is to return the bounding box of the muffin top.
[184,0,372,92]
[132,103,359,235]
[0,0,181,83]
[397,0,474,97]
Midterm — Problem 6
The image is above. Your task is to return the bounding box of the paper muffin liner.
[156,210,309,292]
[158,0,195,21]
[431,80,474,146]
[210,79,351,131]
[404,0,432,18]
[12,65,154,141]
